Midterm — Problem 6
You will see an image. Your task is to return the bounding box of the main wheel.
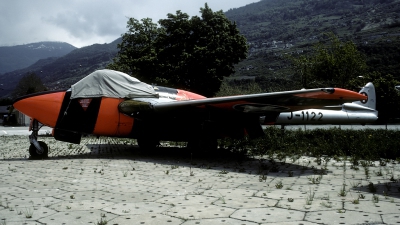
[29,141,49,159]
[187,138,218,152]
[137,138,159,150]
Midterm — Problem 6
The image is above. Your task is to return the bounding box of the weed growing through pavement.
[364,166,370,179]
[23,207,34,218]
[379,159,388,166]
[96,213,108,225]
[383,191,390,199]
[307,176,321,184]
[259,174,267,182]
[305,189,315,205]
[350,164,359,171]
[321,195,330,201]
[219,170,228,175]
[275,180,283,189]
[349,180,360,188]
[320,201,332,208]
[2,198,9,209]
[372,195,379,203]
[171,165,179,169]
[338,183,347,197]
[217,191,226,204]
[375,167,383,176]
[205,184,213,190]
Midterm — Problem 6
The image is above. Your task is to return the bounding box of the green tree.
[291,33,368,88]
[107,17,160,79]
[349,72,400,123]
[12,72,46,98]
[108,4,248,97]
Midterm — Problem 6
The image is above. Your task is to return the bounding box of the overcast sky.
[0,0,259,48]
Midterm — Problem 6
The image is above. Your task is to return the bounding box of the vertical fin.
[353,82,376,109]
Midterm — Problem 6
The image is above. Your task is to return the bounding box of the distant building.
[0,106,30,126]
[0,106,13,125]
[15,110,30,126]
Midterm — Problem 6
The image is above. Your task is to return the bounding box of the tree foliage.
[349,72,400,123]
[12,72,46,98]
[291,33,368,88]
[108,4,248,97]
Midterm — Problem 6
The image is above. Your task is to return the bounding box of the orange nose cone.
[13,91,65,127]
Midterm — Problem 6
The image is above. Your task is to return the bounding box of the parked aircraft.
[262,82,378,125]
[13,69,367,158]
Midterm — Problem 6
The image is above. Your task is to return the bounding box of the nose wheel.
[28,119,49,159]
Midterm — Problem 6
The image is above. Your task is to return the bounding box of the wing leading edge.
[119,87,367,115]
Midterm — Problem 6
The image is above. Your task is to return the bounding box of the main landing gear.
[28,119,49,159]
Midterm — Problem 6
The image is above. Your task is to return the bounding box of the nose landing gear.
[28,119,49,159]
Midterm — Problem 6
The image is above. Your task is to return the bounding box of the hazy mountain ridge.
[0,42,76,74]
[0,39,121,97]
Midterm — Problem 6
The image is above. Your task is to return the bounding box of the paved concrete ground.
[0,126,52,136]
[1,135,400,224]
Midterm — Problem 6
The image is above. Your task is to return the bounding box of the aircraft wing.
[120,87,367,115]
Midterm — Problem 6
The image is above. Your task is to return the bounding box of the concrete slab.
[38,210,118,225]
[230,207,305,223]
[305,210,383,225]
[1,136,400,224]
[102,202,172,215]
[48,199,114,212]
[109,213,184,225]
[182,218,259,225]
[166,204,236,220]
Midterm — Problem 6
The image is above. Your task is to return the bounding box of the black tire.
[29,141,49,159]
[137,138,159,150]
[187,138,218,152]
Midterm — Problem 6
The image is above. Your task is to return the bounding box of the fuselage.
[274,109,377,125]
[13,82,369,144]
[12,87,207,141]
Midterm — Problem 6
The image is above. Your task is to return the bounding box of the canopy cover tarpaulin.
[70,69,158,99]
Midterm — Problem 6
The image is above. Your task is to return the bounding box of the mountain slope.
[225,0,400,88]
[0,38,121,97]
[226,0,400,43]
[0,42,76,74]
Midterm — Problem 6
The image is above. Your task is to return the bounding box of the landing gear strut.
[28,119,48,159]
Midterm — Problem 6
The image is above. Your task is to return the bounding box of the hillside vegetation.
[226,0,400,90]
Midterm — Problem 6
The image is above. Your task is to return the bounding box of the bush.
[244,127,400,161]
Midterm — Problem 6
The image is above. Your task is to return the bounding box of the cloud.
[0,0,258,48]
